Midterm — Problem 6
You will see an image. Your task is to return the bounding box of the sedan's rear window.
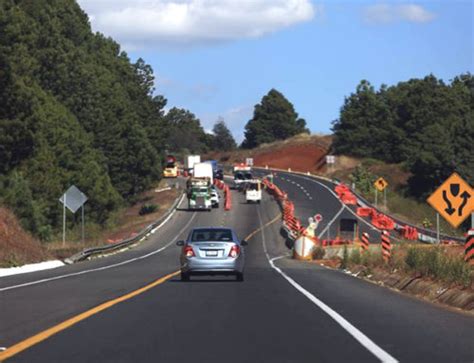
[191,229,233,242]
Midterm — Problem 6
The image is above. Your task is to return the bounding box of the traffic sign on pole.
[427,173,473,228]
[374,177,388,192]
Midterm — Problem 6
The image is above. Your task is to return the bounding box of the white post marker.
[436,213,440,244]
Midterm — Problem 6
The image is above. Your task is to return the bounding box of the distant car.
[210,186,220,207]
[177,227,247,281]
[233,172,245,189]
[214,169,224,180]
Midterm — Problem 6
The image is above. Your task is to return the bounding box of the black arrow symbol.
[458,191,471,217]
[442,190,456,215]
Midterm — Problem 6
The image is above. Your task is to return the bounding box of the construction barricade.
[381,230,391,262]
[360,232,369,252]
[401,225,418,240]
[334,183,357,205]
[224,184,232,211]
[464,229,474,265]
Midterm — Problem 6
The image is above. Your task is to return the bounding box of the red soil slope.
[207,134,332,173]
[254,143,328,172]
[0,207,50,267]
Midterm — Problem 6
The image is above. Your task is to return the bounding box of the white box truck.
[185,155,201,172]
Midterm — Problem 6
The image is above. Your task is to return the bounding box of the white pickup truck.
[245,180,262,204]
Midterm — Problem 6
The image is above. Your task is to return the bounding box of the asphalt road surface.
[0,183,473,362]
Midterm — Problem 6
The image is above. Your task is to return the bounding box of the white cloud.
[77,0,315,50]
[364,3,435,25]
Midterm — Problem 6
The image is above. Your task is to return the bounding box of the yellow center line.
[244,212,282,241]
[1,211,282,361]
[0,270,180,361]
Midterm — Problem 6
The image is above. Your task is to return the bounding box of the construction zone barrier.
[356,207,395,231]
[293,219,319,260]
[334,183,357,205]
[360,232,369,251]
[214,178,225,190]
[401,225,418,240]
[262,178,305,241]
[464,229,474,265]
[224,184,232,211]
[381,230,391,262]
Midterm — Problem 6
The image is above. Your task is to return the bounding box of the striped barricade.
[361,232,369,252]
[464,229,474,265]
[381,230,391,262]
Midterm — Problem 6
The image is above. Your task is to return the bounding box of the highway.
[0,182,473,362]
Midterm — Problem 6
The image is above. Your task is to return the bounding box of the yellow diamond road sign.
[374,177,388,192]
[427,173,474,228]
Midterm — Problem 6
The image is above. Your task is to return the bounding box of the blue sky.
[78,1,473,142]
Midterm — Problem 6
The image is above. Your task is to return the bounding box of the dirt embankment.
[0,183,181,266]
[0,208,51,267]
[207,134,333,173]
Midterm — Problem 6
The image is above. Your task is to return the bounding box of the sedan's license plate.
[206,250,218,257]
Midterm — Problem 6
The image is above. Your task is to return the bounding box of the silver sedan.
[177,227,247,281]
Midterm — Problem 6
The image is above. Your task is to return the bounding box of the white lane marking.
[0,200,196,293]
[257,209,398,363]
[317,205,344,239]
[289,174,379,232]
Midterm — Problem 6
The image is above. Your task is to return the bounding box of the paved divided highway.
[0,183,473,362]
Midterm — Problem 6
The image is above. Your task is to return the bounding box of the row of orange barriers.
[214,179,232,211]
[356,207,395,230]
[262,178,304,238]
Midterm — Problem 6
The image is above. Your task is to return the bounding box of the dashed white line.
[257,208,398,363]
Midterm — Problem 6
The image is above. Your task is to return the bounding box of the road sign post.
[59,185,88,246]
[427,173,474,229]
[374,177,388,209]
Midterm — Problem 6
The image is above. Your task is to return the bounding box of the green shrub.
[139,204,159,216]
[349,248,361,265]
[341,245,349,269]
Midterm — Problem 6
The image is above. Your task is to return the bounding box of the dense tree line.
[332,74,473,199]
[242,89,309,148]
[0,0,229,240]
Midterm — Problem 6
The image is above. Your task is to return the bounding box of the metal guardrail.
[65,192,185,264]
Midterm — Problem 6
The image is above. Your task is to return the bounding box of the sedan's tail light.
[184,245,195,257]
[228,245,240,258]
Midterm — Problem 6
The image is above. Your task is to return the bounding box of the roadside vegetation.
[340,244,473,288]
[332,75,473,233]
[0,0,234,244]
[331,159,463,236]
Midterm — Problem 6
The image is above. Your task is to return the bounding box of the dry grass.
[346,244,473,287]
[46,184,180,259]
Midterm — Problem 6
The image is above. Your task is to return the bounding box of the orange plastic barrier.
[401,225,418,240]
[357,208,375,217]
[334,183,357,205]
[224,184,232,211]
